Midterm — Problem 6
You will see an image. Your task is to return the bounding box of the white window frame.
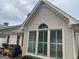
[50,30,62,59]
[28,31,36,54]
[37,30,48,56]
[27,28,64,59]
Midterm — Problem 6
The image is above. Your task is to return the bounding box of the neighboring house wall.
[0,25,24,47]
[9,35,17,44]
[0,35,7,45]
[23,5,74,59]
[8,34,23,47]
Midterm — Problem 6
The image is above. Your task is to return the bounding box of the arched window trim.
[39,23,48,29]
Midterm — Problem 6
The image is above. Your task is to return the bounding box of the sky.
[0,0,79,26]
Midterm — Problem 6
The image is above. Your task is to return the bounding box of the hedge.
[21,55,43,59]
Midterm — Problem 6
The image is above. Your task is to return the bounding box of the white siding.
[0,36,7,45]
[9,35,17,44]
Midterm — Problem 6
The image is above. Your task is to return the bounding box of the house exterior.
[0,25,24,47]
[0,24,9,46]
[21,0,79,59]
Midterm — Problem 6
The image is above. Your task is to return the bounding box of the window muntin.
[50,30,63,59]
[28,31,36,53]
[38,30,47,56]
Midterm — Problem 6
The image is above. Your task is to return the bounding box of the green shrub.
[21,55,43,59]
[77,53,79,59]
[9,44,22,57]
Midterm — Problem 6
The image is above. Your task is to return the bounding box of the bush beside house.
[77,52,79,59]
[21,55,43,59]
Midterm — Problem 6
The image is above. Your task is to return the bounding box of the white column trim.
[62,28,65,59]
[72,29,76,59]
[26,31,29,54]
[36,30,39,54]
[22,31,28,56]
[47,30,50,58]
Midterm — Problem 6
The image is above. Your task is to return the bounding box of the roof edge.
[21,0,79,29]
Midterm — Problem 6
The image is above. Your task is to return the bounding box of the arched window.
[38,23,48,56]
[39,23,48,29]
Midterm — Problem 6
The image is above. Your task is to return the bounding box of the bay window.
[28,23,63,59]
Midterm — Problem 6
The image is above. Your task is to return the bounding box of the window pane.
[38,43,47,56]
[38,43,43,55]
[32,43,36,53]
[38,30,47,56]
[39,30,47,42]
[50,30,63,59]
[50,31,56,43]
[44,43,47,56]
[29,31,36,41]
[29,32,33,41]
[28,31,36,53]
[57,44,63,58]
[50,44,56,57]
[28,42,35,53]
[57,30,62,43]
[44,31,47,42]
[28,42,33,53]
[33,31,36,41]
[38,31,43,42]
